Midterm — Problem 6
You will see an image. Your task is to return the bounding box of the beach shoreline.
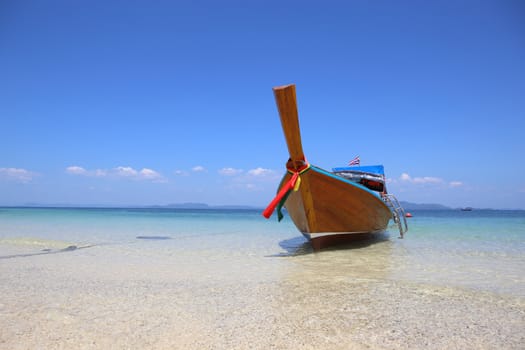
[1,243,524,349]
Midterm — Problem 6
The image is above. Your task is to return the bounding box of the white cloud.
[400,173,411,181]
[139,168,164,181]
[413,176,443,184]
[192,166,206,173]
[219,167,243,176]
[66,165,166,182]
[399,172,465,189]
[66,166,87,175]
[247,167,274,177]
[173,166,206,176]
[115,166,138,177]
[400,173,444,184]
[0,167,36,183]
[219,166,281,193]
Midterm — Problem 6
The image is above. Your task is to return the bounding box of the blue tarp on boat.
[332,165,385,175]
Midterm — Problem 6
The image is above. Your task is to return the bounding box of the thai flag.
[348,156,360,166]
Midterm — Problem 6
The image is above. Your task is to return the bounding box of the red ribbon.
[262,171,300,219]
[262,160,310,220]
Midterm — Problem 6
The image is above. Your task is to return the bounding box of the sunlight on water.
[1,208,524,297]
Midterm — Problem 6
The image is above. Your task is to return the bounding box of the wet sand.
[1,242,524,349]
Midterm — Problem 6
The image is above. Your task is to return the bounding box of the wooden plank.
[272,84,305,169]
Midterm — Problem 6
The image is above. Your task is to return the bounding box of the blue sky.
[1,0,524,209]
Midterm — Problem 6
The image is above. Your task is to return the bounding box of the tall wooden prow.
[267,84,317,232]
[273,84,307,171]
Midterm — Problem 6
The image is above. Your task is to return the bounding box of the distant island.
[147,203,258,210]
[10,201,485,211]
[399,201,451,210]
[154,201,455,211]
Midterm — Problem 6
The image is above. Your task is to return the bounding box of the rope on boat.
[262,160,311,221]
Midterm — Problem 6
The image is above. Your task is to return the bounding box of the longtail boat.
[263,84,407,250]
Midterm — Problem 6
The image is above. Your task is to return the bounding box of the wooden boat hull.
[279,165,392,250]
[263,83,398,250]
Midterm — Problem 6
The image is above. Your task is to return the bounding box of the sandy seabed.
[1,243,524,350]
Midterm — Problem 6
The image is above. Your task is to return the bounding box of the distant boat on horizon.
[263,84,407,250]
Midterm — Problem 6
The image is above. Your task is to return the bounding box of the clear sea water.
[1,207,524,298]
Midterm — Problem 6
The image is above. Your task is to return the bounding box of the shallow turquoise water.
[1,207,524,297]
